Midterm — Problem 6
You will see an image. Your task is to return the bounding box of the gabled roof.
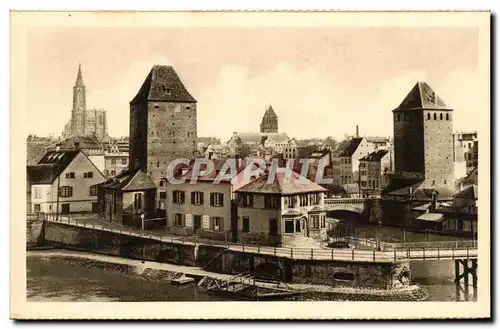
[131,65,197,104]
[234,170,327,195]
[453,184,478,199]
[263,105,278,118]
[27,150,81,185]
[99,170,156,191]
[338,138,363,157]
[395,82,450,111]
[360,149,389,162]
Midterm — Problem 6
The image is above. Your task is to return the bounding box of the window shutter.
[181,191,185,204]
[219,194,224,207]
[249,194,253,206]
[219,217,224,230]
[191,192,195,205]
[210,193,214,206]
[200,192,204,205]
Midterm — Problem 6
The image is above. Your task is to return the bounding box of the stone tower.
[71,64,86,135]
[260,105,278,133]
[129,65,197,187]
[392,82,454,188]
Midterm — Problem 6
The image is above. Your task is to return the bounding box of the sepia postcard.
[10,10,491,320]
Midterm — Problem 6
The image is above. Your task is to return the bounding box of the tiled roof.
[234,170,327,195]
[235,132,289,145]
[27,150,81,184]
[366,136,390,143]
[27,142,51,165]
[384,180,455,201]
[453,184,478,199]
[99,170,156,191]
[360,149,389,162]
[131,65,196,104]
[395,82,450,111]
[338,138,363,157]
[52,134,103,150]
[265,133,290,144]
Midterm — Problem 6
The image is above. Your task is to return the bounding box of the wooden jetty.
[198,273,304,300]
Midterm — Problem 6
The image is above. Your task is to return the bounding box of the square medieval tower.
[129,65,198,187]
[392,82,454,188]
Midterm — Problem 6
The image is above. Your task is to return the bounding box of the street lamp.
[376,220,382,251]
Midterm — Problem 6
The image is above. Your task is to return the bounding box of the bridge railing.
[44,216,478,262]
[324,198,366,205]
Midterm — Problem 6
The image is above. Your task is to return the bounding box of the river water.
[26,255,476,302]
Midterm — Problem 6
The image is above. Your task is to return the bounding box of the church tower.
[129,65,198,187]
[260,105,278,133]
[71,64,86,135]
[392,82,454,188]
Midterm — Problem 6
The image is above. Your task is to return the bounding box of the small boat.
[171,274,195,285]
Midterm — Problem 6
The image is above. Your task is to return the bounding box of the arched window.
[434,113,437,120]
[440,113,443,120]
[446,113,449,120]
[427,113,431,120]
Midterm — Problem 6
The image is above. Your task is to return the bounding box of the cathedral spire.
[75,64,84,87]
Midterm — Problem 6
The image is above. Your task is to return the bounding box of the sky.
[26,26,480,141]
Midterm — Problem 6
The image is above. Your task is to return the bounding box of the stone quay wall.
[42,221,411,290]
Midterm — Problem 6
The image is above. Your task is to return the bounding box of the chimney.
[56,145,60,152]
[356,125,359,138]
[74,142,80,151]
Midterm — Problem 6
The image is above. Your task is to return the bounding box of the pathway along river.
[26,254,476,302]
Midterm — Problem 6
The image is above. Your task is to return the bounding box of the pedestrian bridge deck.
[44,216,478,263]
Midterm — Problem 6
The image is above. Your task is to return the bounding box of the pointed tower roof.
[263,105,278,118]
[75,64,84,87]
[130,65,197,104]
[394,82,451,111]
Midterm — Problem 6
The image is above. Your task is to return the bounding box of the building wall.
[393,110,425,176]
[48,152,106,213]
[423,110,454,187]
[166,181,232,235]
[30,184,53,213]
[88,154,106,174]
[130,101,197,189]
[104,153,129,177]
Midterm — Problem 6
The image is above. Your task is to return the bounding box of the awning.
[416,213,445,222]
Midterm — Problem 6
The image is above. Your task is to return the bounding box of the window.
[121,158,127,165]
[111,159,116,165]
[191,191,204,206]
[242,216,250,232]
[59,186,73,197]
[311,215,319,229]
[166,88,172,95]
[174,213,184,227]
[173,190,185,204]
[33,204,41,213]
[299,195,308,207]
[427,113,431,120]
[211,217,221,230]
[159,192,167,199]
[446,113,449,120]
[321,215,326,228]
[295,219,301,232]
[285,219,294,234]
[264,195,279,209]
[444,180,447,185]
[434,113,437,120]
[111,170,116,176]
[89,185,97,196]
[134,193,142,210]
[440,113,443,120]
[241,194,254,207]
[34,187,41,199]
[286,195,296,208]
[83,172,93,179]
[65,172,75,179]
[404,114,409,121]
[210,193,224,207]
[432,180,435,186]
[157,161,160,168]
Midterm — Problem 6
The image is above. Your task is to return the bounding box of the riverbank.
[27,250,428,301]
